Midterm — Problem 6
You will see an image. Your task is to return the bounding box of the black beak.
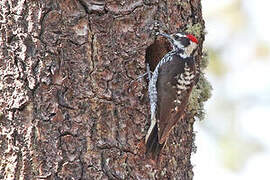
[157,32,174,42]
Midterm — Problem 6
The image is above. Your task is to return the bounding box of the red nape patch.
[187,34,198,44]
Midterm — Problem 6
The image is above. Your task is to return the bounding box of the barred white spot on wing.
[177,84,187,90]
[174,99,181,104]
[174,64,195,108]
[185,74,195,81]
[184,70,191,76]
[184,81,191,85]
[180,74,185,80]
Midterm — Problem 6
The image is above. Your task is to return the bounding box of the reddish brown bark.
[0,0,205,179]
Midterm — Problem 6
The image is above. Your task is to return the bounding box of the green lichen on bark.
[187,51,212,120]
[175,1,189,7]
[186,23,205,38]
[200,50,210,70]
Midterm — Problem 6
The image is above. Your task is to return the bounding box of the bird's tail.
[145,123,165,161]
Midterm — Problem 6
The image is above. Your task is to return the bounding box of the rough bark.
[0,0,206,179]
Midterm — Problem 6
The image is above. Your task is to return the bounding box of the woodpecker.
[145,32,198,161]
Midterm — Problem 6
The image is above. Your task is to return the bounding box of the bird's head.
[158,32,198,56]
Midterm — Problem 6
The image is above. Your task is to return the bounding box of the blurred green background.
[193,0,270,179]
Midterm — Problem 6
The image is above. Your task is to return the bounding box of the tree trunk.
[0,0,209,179]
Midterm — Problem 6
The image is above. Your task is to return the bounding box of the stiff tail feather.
[145,123,165,161]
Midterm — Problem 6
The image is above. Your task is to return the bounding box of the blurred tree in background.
[195,1,269,178]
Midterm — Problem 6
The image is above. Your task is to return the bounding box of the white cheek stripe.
[174,41,184,50]
[175,33,185,37]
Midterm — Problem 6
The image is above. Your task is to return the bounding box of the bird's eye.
[174,35,180,40]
